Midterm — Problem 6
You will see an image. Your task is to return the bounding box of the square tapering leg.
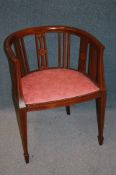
[18,109,29,163]
[96,94,107,145]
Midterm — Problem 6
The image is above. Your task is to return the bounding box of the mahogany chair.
[4,26,107,163]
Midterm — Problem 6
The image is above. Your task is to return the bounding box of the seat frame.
[4,26,107,163]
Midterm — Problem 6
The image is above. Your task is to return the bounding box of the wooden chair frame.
[4,26,107,163]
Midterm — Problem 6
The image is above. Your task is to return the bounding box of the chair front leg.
[66,106,70,115]
[18,109,29,163]
[96,93,106,145]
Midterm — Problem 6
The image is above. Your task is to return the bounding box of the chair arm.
[97,46,106,91]
[13,59,26,108]
[78,34,106,92]
[87,43,106,91]
[4,41,26,109]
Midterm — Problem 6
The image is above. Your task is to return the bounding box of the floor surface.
[0,104,116,175]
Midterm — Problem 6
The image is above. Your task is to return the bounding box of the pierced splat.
[35,33,48,70]
[38,48,48,57]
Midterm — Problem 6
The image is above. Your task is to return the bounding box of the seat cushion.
[21,68,99,104]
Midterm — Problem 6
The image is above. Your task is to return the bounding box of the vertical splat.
[78,37,88,73]
[43,34,48,67]
[38,34,44,67]
[58,32,71,68]
[20,38,30,73]
[67,33,71,68]
[35,33,48,70]
[35,34,40,68]
[63,33,66,67]
[88,44,98,82]
[14,38,29,76]
[58,33,62,67]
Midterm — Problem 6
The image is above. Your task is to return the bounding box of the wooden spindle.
[39,35,45,67]
[78,37,88,73]
[14,39,27,76]
[58,33,62,67]
[20,38,30,73]
[97,47,105,89]
[35,34,40,69]
[88,44,97,81]
[63,33,66,68]
[43,34,48,67]
[67,33,71,68]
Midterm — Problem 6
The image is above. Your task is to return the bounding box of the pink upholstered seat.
[21,68,99,104]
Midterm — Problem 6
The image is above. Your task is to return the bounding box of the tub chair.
[4,26,107,163]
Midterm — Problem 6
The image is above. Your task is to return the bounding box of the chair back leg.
[66,106,70,115]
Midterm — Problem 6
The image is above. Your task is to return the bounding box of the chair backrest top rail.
[5,26,105,49]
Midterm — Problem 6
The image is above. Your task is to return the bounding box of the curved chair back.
[5,26,104,82]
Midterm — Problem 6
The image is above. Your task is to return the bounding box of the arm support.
[78,36,106,91]
[4,38,26,109]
